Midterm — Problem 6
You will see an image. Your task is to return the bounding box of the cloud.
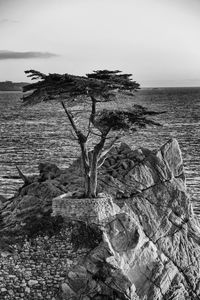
[0,50,59,60]
[0,18,19,24]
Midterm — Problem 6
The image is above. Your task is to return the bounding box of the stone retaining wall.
[52,193,118,224]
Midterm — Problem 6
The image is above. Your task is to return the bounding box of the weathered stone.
[105,212,140,253]
[129,148,148,161]
[28,279,39,286]
[38,162,61,181]
[55,139,200,299]
[0,138,199,300]
[160,138,183,178]
[61,282,76,298]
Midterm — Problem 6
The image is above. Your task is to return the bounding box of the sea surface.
[0,88,200,213]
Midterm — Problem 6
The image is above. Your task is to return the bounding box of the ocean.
[0,88,200,212]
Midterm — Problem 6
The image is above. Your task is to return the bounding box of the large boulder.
[55,139,200,300]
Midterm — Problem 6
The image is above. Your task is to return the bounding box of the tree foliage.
[23,69,140,105]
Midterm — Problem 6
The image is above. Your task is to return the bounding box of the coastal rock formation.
[53,139,200,299]
[0,138,200,299]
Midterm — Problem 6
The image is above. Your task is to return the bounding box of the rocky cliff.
[0,138,200,300]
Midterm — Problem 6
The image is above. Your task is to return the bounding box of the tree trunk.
[89,153,98,198]
[82,152,98,198]
[86,133,108,198]
[80,130,108,198]
[84,172,91,197]
[80,143,91,197]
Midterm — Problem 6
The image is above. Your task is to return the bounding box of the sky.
[0,0,200,87]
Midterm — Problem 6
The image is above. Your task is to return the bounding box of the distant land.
[0,81,28,91]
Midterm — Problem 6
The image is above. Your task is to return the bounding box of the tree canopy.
[22,69,140,105]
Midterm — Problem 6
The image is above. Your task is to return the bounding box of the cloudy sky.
[0,0,200,87]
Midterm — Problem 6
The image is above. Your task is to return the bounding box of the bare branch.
[61,101,87,144]
[97,136,120,168]
[90,130,104,138]
[61,101,78,134]
[86,117,92,139]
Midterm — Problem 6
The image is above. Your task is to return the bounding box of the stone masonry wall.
[52,193,118,224]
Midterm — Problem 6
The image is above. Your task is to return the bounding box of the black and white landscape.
[0,1,200,299]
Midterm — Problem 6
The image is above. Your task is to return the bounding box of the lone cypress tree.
[23,69,162,198]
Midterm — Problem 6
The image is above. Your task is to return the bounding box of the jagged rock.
[38,162,61,181]
[128,147,151,162]
[54,139,200,299]
[97,138,186,199]
[104,211,140,253]
[60,241,133,299]
[1,138,200,299]
[61,282,76,298]
[0,181,63,235]
[160,138,183,178]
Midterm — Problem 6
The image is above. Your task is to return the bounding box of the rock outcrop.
[1,138,200,299]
